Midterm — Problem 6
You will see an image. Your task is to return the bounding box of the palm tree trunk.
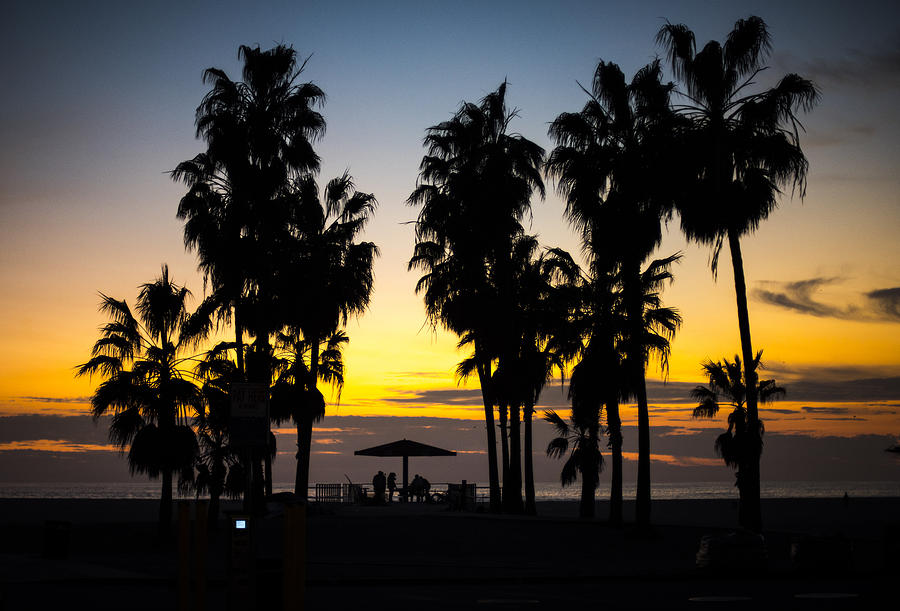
[476,356,501,513]
[295,337,320,503]
[606,396,623,526]
[634,367,651,527]
[507,402,524,514]
[160,469,173,530]
[625,258,652,528]
[251,451,265,513]
[497,401,510,510]
[234,306,245,379]
[295,421,312,502]
[523,402,536,515]
[209,488,221,532]
[264,452,273,498]
[727,228,762,532]
[579,446,596,519]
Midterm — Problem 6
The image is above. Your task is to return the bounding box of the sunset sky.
[1,0,898,485]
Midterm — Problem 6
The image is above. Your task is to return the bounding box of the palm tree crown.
[172,44,326,378]
[76,265,203,527]
[656,16,819,270]
[277,172,378,498]
[691,352,785,476]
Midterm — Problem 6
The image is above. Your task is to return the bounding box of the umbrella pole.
[403,455,409,502]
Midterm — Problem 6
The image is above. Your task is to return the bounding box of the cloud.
[390,371,454,380]
[0,439,116,452]
[804,124,876,148]
[17,396,91,404]
[382,388,484,405]
[867,287,900,322]
[620,451,722,468]
[787,36,900,91]
[313,438,343,445]
[786,379,900,403]
[753,277,860,319]
[802,406,850,415]
[754,278,900,323]
[0,415,110,444]
[1,415,898,484]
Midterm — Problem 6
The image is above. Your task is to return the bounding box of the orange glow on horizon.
[0,440,118,453]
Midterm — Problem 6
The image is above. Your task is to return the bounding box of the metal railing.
[306,482,492,507]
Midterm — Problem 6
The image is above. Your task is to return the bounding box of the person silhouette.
[421,476,431,503]
[387,472,397,503]
[373,470,386,504]
[411,474,423,502]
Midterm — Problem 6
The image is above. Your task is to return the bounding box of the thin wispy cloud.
[788,34,900,91]
[803,406,851,415]
[383,388,484,405]
[0,439,116,452]
[804,123,876,148]
[18,396,91,404]
[754,277,900,323]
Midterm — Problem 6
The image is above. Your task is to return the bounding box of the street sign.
[230,383,269,447]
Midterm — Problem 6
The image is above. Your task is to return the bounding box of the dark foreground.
[0,497,897,610]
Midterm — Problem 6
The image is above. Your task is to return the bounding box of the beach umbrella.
[354,439,456,492]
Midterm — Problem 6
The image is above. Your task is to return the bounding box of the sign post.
[230,383,270,514]
[230,383,270,446]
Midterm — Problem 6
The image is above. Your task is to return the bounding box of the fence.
[307,482,491,507]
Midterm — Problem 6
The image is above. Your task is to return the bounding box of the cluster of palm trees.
[77,16,815,533]
[409,17,816,530]
[78,45,378,527]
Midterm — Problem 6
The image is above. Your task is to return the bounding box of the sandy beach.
[1,496,897,609]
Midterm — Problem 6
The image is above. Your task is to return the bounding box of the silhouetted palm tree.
[76,266,202,528]
[173,44,325,379]
[190,352,244,527]
[691,352,785,511]
[544,405,603,519]
[547,60,680,527]
[270,329,347,501]
[489,236,572,514]
[409,81,544,512]
[277,172,377,499]
[517,267,572,516]
[544,242,626,524]
[657,16,818,531]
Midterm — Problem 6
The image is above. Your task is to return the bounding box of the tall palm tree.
[172,44,326,379]
[544,241,626,524]
[547,60,680,527]
[486,235,570,514]
[270,329,348,501]
[544,405,604,519]
[691,352,785,519]
[76,265,202,528]
[409,81,544,513]
[277,172,377,499]
[657,16,818,531]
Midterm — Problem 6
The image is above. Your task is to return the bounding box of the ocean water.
[1,480,897,500]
